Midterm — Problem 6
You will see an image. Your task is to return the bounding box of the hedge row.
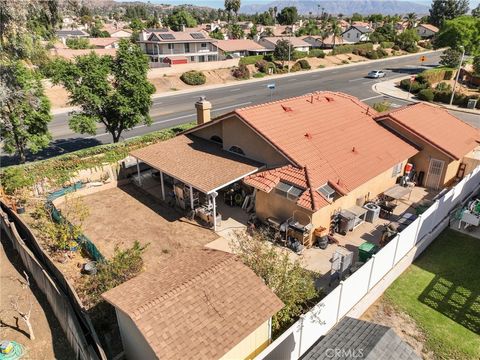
[330,43,374,55]
[239,55,264,65]
[416,67,455,84]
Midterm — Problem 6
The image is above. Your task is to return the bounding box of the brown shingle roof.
[130,134,262,193]
[87,37,119,47]
[376,103,480,160]
[216,39,267,52]
[102,249,283,360]
[235,92,418,198]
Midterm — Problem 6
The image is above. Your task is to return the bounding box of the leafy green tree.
[328,19,342,48]
[395,28,420,51]
[89,25,110,38]
[129,18,145,31]
[0,61,52,163]
[256,11,274,26]
[434,16,480,55]
[249,25,258,39]
[429,0,470,27]
[146,10,161,29]
[404,12,417,29]
[370,23,396,43]
[351,13,364,22]
[274,39,291,66]
[51,40,155,143]
[439,48,462,67]
[167,9,197,31]
[66,37,91,49]
[473,55,480,75]
[296,19,320,36]
[277,6,298,25]
[209,28,224,40]
[228,23,244,39]
[231,232,319,332]
[473,4,480,17]
[224,0,241,23]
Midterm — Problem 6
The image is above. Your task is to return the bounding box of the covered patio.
[129,134,263,231]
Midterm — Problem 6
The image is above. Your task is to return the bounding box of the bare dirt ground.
[361,298,435,360]
[0,236,74,360]
[59,184,219,269]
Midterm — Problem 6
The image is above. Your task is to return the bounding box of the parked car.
[367,70,386,78]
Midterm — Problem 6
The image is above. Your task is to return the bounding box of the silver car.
[367,70,386,78]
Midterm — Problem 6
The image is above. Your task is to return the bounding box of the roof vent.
[352,146,357,153]
[281,105,293,112]
[325,96,334,102]
[304,133,312,139]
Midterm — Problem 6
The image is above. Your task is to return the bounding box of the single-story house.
[341,25,373,43]
[138,30,219,63]
[109,28,133,38]
[87,37,120,49]
[49,48,117,60]
[302,35,344,49]
[415,24,439,39]
[103,249,283,360]
[257,36,311,53]
[301,317,420,359]
[216,39,269,59]
[375,103,480,189]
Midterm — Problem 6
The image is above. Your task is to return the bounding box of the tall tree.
[439,47,463,67]
[274,39,291,66]
[228,23,244,39]
[224,0,241,23]
[472,4,480,17]
[276,6,298,25]
[329,19,342,48]
[404,12,417,29]
[51,40,155,143]
[434,16,480,55]
[0,61,52,163]
[429,0,470,27]
[167,9,197,31]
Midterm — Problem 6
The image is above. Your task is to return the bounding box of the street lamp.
[449,46,465,106]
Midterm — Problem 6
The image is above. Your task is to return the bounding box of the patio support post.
[189,185,194,210]
[160,171,165,200]
[212,192,218,231]
[136,158,142,187]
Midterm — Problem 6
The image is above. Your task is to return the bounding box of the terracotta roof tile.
[102,249,283,360]
[376,103,479,160]
[237,92,418,199]
[216,39,267,52]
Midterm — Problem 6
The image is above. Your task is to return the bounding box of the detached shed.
[163,56,188,65]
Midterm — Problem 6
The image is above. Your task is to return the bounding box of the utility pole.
[449,46,465,106]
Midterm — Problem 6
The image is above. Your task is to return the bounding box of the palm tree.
[404,12,417,29]
[329,19,341,49]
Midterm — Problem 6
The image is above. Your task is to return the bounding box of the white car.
[367,70,386,78]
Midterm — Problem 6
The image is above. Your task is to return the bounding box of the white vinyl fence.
[257,165,480,360]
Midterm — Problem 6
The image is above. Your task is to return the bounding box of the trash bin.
[358,242,378,262]
[467,99,478,109]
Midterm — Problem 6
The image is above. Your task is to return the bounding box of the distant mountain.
[240,0,430,16]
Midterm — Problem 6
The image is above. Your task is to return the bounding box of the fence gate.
[425,158,445,190]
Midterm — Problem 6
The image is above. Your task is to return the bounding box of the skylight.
[318,183,336,200]
[276,181,304,200]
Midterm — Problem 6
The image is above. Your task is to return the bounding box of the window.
[392,162,403,177]
[168,43,174,50]
[210,135,223,144]
[276,181,304,201]
[184,43,190,52]
[201,42,207,48]
[229,145,245,155]
[317,183,336,201]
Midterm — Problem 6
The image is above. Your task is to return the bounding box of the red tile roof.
[376,103,479,160]
[102,249,283,360]
[237,92,418,209]
[418,24,439,33]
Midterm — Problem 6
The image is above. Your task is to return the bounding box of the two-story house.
[341,25,373,43]
[138,30,219,64]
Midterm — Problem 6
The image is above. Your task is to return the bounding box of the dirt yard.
[0,237,74,360]
[361,298,435,359]
[60,184,219,269]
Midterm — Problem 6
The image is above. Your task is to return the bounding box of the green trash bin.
[358,242,378,262]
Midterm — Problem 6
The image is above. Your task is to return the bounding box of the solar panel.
[190,32,205,39]
[159,33,175,40]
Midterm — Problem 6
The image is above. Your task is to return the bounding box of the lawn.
[384,229,480,360]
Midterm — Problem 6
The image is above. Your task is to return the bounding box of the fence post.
[335,281,344,323]
[297,314,305,359]
[367,255,376,291]
[413,213,423,245]
[392,235,400,267]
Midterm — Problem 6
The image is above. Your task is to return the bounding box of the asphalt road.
[4,49,478,164]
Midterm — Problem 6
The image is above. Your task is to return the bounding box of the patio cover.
[130,134,263,194]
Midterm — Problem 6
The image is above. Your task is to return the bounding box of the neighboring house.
[49,48,117,60]
[303,35,344,49]
[216,39,269,59]
[301,317,420,359]
[103,249,283,360]
[109,28,133,38]
[258,37,311,52]
[395,21,408,33]
[341,26,373,43]
[138,30,219,63]
[87,37,120,49]
[375,103,480,189]
[415,24,439,39]
[55,29,88,41]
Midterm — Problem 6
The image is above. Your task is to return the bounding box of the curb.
[372,77,480,115]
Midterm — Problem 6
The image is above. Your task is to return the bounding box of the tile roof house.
[103,249,283,360]
[87,37,120,49]
[258,36,311,52]
[301,317,421,360]
[375,103,480,189]
[138,30,218,64]
[415,23,439,38]
[302,35,344,49]
[216,39,269,59]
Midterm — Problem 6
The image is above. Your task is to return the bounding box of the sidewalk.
[373,76,480,115]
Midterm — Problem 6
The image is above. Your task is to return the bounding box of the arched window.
[210,135,223,144]
[229,146,245,156]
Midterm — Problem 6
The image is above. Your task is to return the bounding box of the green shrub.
[435,82,452,92]
[1,167,35,195]
[417,88,435,102]
[239,55,264,65]
[297,59,311,70]
[341,59,349,64]
[378,48,388,57]
[399,79,428,94]
[308,49,325,58]
[253,72,265,78]
[392,45,400,51]
[433,90,452,104]
[366,50,379,59]
[290,62,301,72]
[417,68,455,84]
[331,43,373,55]
[404,45,419,53]
[373,101,392,112]
[292,51,308,60]
[263,54,274,62]
[444,69,454,80]
[380,41,394,49]
[180,70,206,85]
[231,64,250,79]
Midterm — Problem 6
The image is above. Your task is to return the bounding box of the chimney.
[181,24,186,32]
[195,96,212,125]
